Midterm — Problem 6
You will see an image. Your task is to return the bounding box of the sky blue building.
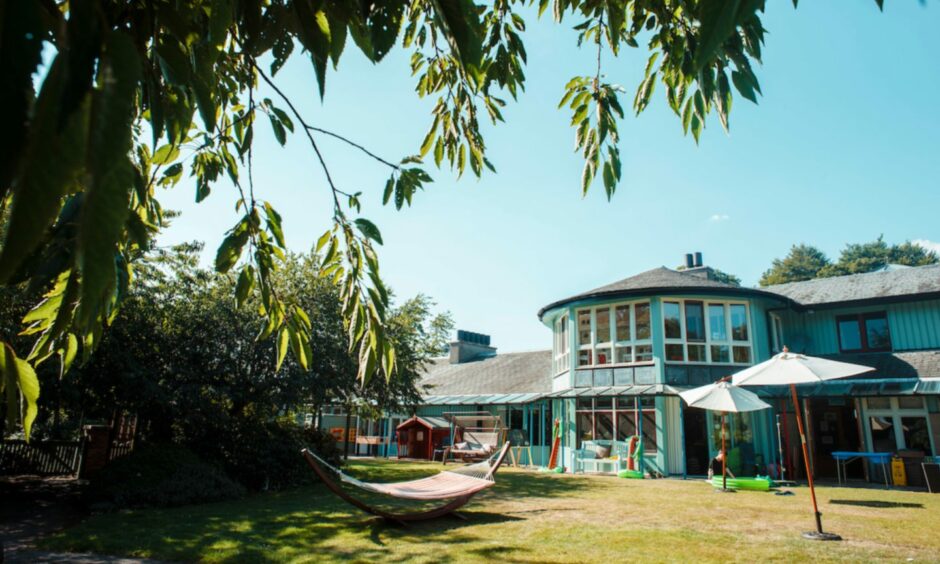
[332,256,940,485]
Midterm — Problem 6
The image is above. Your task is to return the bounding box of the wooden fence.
[0,440,83,476]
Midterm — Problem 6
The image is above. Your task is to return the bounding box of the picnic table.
[831,451,892,487]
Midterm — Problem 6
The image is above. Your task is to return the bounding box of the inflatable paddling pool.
[618,469,644,479]
[711,476,773,491]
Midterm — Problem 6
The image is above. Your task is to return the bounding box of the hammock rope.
[304,444,506,501]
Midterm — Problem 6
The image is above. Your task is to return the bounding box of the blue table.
[831,451,892,487]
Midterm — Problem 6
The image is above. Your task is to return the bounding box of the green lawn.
[42,459,940,562]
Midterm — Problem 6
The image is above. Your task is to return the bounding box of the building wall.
[776,299,940,355]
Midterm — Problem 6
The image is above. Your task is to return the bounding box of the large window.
[837,312,892,353]
[576,301,653,367]
[663,300,753,364]
[576,397,657,453]
[553,315,570,374]
[865,397,935,454]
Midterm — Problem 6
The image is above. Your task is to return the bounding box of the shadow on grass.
[829,499,924,509]
[41,460,572,562]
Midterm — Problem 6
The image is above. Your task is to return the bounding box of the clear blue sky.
[157,2,940,352]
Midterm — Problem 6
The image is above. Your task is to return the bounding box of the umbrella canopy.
[679,381,771,413]
[732,350,875,386]
[729,347,874,541]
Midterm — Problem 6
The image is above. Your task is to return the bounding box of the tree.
[759,238,939,286]
[818,236,939,277]
[759,244,831,286]
[52,244,450,485]
[0,0,889,438]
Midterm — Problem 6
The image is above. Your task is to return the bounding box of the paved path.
[0,476,166,563]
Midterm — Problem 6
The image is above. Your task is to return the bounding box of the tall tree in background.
[0,0,890,438]
[760,238,938,286]
[759,244,831,286]
[818,237,938,277]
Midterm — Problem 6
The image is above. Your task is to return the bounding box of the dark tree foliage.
[24,244,451,487]
[760,238,938,286]
[759,244,831,286]
[0,0,887,438]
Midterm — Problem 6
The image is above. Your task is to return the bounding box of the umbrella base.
[801,531,842,541]
[713,488,736,493]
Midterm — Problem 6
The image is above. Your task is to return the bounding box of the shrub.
[200,419,341,491]
[88,443,245,509]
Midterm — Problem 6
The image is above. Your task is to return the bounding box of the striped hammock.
[303,443,509,501]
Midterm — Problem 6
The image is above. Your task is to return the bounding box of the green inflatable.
[711,476,773,491]
[618,469,644,479]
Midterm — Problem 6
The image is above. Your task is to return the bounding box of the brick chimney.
[449,330,496,364]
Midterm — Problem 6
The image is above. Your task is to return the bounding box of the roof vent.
[449,330,496,364]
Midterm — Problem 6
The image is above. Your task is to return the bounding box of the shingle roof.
[420,350,552,396]
[824,350,940,380]
[763,264,940,307]
[538,267,787,319]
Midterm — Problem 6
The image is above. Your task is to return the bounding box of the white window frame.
[864,397,935,454]
[769,312,785,354]
[575,301,653,368]
[662,298,754,365]
[553,314,570,375]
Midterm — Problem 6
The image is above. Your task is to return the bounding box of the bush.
[201,419,341,491]
[88,443,245,509]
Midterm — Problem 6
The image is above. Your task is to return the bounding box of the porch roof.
[543,385,682,398]
[421,392,546,405]
[745,378,938,398]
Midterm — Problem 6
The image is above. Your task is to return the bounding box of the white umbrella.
[680,381,771,491]
[732,347,875,541]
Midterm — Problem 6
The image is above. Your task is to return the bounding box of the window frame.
[836,312,892,353]
[575,300,654,369]
[575,397,657,453]
[864,397,934,454]
[662,298,754,366]
[553,314,570,375]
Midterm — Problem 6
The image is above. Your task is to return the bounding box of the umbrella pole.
[791,383,840,541]
[722,412,728,491]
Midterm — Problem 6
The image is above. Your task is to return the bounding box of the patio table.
[831,451,892,487]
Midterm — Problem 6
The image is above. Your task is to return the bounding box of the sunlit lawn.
[41,459,940,562]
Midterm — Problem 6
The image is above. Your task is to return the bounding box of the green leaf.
[1,344,40,442]
[731,70,759,104]
[315,230,332,253]
[152,144,181,165]
[693,0,743,73]
[0,57,89,283]
[235,266,254,308]
[62,333,79,375]
[354,218,383,245]
[192,45,218,132]
[268,112,287,145]
[78,31,141,327]
[293,0,332,98]
[431,0,485,83]
[0,0,46,196]
[209,0,233,49]
[276,326,289,370]
[366,0,406,61]
[215,221,250,273]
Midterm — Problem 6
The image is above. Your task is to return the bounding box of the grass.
[41,459,940,562]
